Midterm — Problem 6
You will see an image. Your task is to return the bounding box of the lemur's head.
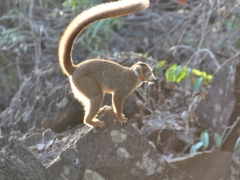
[131,62,156,82]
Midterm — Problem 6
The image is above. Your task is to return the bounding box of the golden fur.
[58,0,154,128]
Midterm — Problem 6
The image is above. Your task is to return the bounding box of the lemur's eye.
[147,73,151,76]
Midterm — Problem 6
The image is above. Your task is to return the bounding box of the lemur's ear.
[137,62,147,67]
[133,65,142,76]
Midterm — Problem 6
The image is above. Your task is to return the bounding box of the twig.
[222,117,240,143]
[186,48,220,70]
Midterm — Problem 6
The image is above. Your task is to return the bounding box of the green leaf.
[156,60,166,74]
[70,0,77,12]
[190,141,203,155]
[142,54,148,59]
[186,67,192,76]
[176,66,182,79]
[195,141,204,149]
[176,66,187,83]
[201,71,207,79]
[194,77,203,92]
[158,60,166,68]
[214,133,222,147]
[190,145,197,155]
[165,70,173,82]
[207,74,213,81]
[192,69,202,76]
[200,131,209,149]
[166,64,178,82]
[234,137,240,151]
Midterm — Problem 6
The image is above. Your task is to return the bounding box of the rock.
[19,125,89,168]
[47,147,84,180]
[229,149,240,179]
[195,59,236,134]
[16,106,192,179]
[0,90,10,113]
[140,121,187,154]
[0,52,195,179]
[0,138,54,180]
[74,106,192,180]
[195,59,240,151]
[168,150,232,180]
[16,125,88,179]
[221,63,240,151]
[0,64,84,136]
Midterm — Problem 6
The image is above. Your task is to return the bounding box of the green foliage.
[158,60,166,68]
[165,64,192,83]
[189,131,223,155]
[165,64,177,82]
[155,60,166,74]
[189,129,240,154]
[156,60,213,91]
[193,77,203,92]
[190,131,209,155]
[200,131,209,148]
[142,54,148,59]
[190,141,203,155]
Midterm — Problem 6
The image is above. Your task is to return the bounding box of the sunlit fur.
[58,0,152,128]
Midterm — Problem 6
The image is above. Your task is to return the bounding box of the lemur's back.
[73,59,134,92]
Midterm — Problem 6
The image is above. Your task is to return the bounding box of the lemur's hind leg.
[73,76,106,128]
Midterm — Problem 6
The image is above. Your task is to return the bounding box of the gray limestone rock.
[74,106,192,180]
[0,138,54,180]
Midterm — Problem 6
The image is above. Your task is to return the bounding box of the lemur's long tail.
[58,0,149,76]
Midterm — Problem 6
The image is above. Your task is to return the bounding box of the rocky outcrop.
[19,106,192,180]
[0,64,84,135]
[195,59,236,134]
[75,107,192,180]
[195,58,240,152]
[169,150,232,180]
[0,138,54,180]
